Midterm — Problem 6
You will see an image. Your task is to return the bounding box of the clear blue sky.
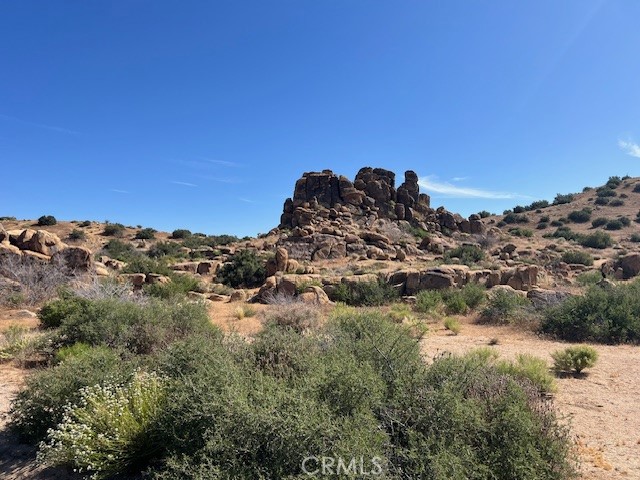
[2,1,640,236]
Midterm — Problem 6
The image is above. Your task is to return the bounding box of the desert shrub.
[579,231,613,249]
[606,176,622,188]
[480,289,531,325]
[547,226,580,242]
[477,210,491,218]
[561,250,593,266]
[541,282,640,343]
[443,317,461,334]
[331,279,399,306]
[39,371,166,478]
[135,227,157,240]
[10,346,132,441]
[143,274,201,299]
[594,197,609,205]
[508,227,533,237]
[503,213,529,224]
[551,346,598,374]
[147,241,185,259]
[103,223,126,237]
[181,234,240,249]
[101,239,137,261]
[441,291,467,314]
[0,255,71,306]
[68,228,86,241]
[633,184,640,193]
[568,208,591,223]
[415,289,443,313]
[233,304,256,320]
[495,354,556,394]
[54,342,93,364]
[39,295,89,328]
[79,220,92,227]
[37,215,57,226]
[459,282,486,309]
[591,217,608,228]
[54,297,214,354]
[217,250,266,288]
[123,256,172,276]
[620,193,628,198]
[609,199,624,207]
[553,193,575,205]
[620,216,631,227]
[575,270,603,286]
[0,326,31,362]
[443,244,485,266]
[596,187,617,198]
[513,205,526,213]
[605,219,623,230]
[536,222,548,230]
[630,233,640,243]
[526,200,550,211]
[171,229,191,239]
[540,215,550,223]
[261,301,322,333]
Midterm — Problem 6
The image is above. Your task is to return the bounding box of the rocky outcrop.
[618,253,640,279]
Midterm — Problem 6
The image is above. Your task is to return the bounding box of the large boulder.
[52,246,94,271]
[619,253,640,279]
[14,229,66,256]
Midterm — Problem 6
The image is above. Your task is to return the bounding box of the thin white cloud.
[618,139,640,158]
[198,157,242,167]
[418,176,523,199]
[109,189,129,194]
[452,176,469,182]
[171,181,198,187]
[238,197,254,203]
[198,174,243,184]
[0,113,79,134]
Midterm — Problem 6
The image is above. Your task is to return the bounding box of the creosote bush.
[216,250,267,288]
[332,279,399,306]
[480,289,531,325]
[551,346,598,374]
[561,250,593,266]
[135,227,157,240]
[443,244,485,266]
[103,223,126,237]
[37,215,57,226]
[542,281,640,343]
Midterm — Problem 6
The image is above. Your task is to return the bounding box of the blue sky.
[2,1,640,237]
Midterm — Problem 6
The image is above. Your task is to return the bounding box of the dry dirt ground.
[1,309,639,479]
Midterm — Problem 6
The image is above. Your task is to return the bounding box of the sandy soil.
[1,309,639,479]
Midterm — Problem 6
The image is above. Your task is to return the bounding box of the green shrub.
[135,227,157,240]
[443,317,461,334]
[477,210,491,218]
[332,279,399,306]
[594,197,609,206]
[546,226,580,242]
[513,205,526,213]
[261,301,322,333]
[633,184,640,193]
[591,217,608,228]
[561,250,593,266]
[37,215,57,226]
[553,193,575,205]
[441,291,467,314]
[551,346,598,374]
[609,199,624,207]
[526,200,550,211]
[39,295,89,328]
[480,290,530,324]
[443,244,485,266]
[579,231,613,249]
[540,215,550,223]
[101,239,137,261]
[596,187,617,198]
[10,346,132,441]
[123,256,172,276]
[68,229,86,241]
[103,223,126,237]
[503,213,529,224]
[55,297,214,354]
[575,270,603,286]
[216,250,267,288]
[536,222,548,230]
[171,229,192,239]
[459,282,486,309]
[415,289,443,313]
[147,241,185,259]
[508,227,533,237]
[143,274,201,299]
[605,219,623,230]
[620,216,631,227]
[606,176,622,189]
[630,233,640,243]
[568,209,591,223]
[54,342,93,363]
[39,371,166,478]
[495,354,556,394]
[541,282,640,343]
[79,220,92,227]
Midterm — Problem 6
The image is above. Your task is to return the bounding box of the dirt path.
[421,317,640,480]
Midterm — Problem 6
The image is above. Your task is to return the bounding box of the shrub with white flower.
[38,371,166,479]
